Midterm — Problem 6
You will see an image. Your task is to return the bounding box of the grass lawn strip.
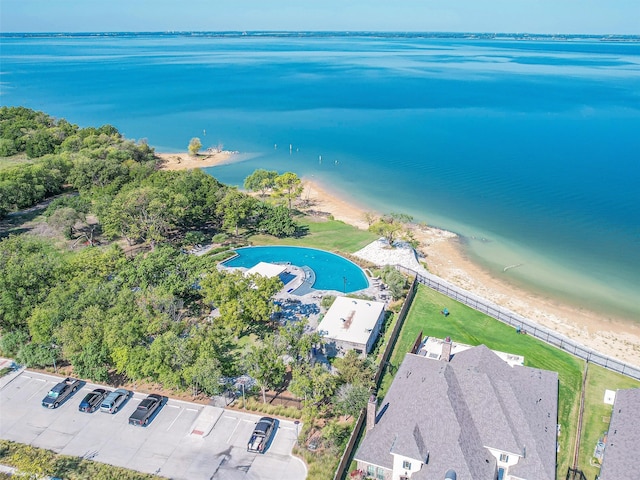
[578,364,640,479]
[248,217,378,254]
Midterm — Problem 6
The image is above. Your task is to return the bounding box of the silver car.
[100,388,131,414]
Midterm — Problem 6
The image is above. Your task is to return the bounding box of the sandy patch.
[300,178,640,368]
[156,150,238,171]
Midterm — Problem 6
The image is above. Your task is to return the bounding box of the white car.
[100,388,131,414]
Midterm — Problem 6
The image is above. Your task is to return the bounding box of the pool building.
[316,297,386,358]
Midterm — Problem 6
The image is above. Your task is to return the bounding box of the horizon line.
[1,30,639,38]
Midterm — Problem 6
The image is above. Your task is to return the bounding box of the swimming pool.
[222,246,369,293]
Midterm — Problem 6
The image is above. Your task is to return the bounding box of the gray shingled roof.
[354,345,558,480]
[598,388,640,480]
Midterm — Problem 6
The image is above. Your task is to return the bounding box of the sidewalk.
[0,358,24,390]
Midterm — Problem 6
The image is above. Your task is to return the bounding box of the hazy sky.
[1,0,639,35]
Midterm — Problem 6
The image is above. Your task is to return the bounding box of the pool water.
[222,246,369,293]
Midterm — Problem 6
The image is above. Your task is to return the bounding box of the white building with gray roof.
[355,344,558,480]
[316,296,386,358]
[598,388,640,480]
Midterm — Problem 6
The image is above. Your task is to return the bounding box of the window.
[367,465,375,477]
[402,460,412,470]
[376,467,385,480]
[499,453,509,463]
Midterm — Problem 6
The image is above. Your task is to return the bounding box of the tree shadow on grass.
[0,209,43,239]
[293,224,309,238]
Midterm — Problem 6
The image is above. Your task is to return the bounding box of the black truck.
[128,394,164,426]
[247,417,276,453]
[41,377,81,409]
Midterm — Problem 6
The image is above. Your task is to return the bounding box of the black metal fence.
[395,265,640,381]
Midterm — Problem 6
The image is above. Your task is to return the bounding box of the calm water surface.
[1,34,638,320]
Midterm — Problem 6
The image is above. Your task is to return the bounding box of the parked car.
[128,394,165,426]
[41,378,81,409]
[247,417,277,453]
[78,388,109,413]
[100,388,131,414]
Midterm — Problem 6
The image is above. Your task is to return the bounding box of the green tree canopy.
[274,172,303,210]
[188,137,202,156]
[244,169,278,197]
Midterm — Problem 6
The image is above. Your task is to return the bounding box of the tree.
[334,383,371,419]
[255,204,297,237]
[274,172,303,210]
[368,212,414,246]
[334,349,375,387]
[200,269,281,337]
[0,236,62,331]
[278,320,321,366]
[246,335,286,403]
[188,137,202,156]
[380,265,408,299]
[363,212,377,227]
[217,188,257,236]
[289,363,337,406]
[101,185,184,247]
[244,169,278,197]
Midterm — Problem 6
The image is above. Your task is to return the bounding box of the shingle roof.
[598,388,640,480]
[354,345,558,480]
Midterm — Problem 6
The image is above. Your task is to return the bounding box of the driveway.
[0,371,306,480]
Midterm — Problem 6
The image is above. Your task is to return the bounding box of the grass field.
[0,154,31,170]
[379,284,585,478]
[578,364,640,479]
[248,216,377,254]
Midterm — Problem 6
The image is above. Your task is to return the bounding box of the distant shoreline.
[3,32,639,43]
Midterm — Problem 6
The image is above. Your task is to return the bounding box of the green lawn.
[379,284,584,478]
[578,364,640,479]
[248,216,377,254]
[0,154,31,170]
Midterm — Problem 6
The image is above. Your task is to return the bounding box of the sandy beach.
[301,178,640,368]
[159,154,640,367]
[156,150,237,171]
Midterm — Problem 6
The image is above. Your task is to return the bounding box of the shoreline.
[157,154,640,367]
[301,177,640,368]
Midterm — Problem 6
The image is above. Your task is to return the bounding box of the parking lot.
[0,371,306,480]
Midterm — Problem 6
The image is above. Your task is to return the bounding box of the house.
[355,344,558,480]
[598,388,640,480]
[316,296,386,358]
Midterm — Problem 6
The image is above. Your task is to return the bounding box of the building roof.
[316,296,385,347]
[598,388,640,480]
[244,261,287,279]
[355,345,558,480]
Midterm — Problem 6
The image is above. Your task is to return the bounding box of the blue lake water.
[222,246,369,293]
[1,33,638,321]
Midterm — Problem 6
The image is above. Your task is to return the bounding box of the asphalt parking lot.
[0,371,306,480]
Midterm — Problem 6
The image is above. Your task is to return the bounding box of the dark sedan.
[78,388,110,413]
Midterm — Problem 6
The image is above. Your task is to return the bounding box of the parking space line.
[26,382,49,401]
[167,408,183,431]
[226,420,241,444]
[186,408,198,412]
[227,418,253,444]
